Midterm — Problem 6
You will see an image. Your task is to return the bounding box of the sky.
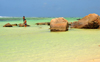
[0,0,100,17]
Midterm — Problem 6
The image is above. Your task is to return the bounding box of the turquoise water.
[0,17,100,62]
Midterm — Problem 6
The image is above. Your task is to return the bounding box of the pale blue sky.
[0,0,100,17]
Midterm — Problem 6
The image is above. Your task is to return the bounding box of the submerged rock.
[76,19,81,20]
[50,17,69,32]
[36,22,50,25]
[3,23,12,27]
[71,13,100,29]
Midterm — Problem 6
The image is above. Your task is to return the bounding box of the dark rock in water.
[76,19,81,20]
[71,13,100,29]
[12,24,18,26]
[50,17,69,32]
[36,22,50,25]
[3,23,12,27]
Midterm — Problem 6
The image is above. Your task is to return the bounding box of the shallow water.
[0,17,100,62]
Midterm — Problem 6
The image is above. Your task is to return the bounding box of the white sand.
[0,20,100,62]
[86,59,100,62]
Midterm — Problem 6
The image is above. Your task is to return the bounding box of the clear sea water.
[0,17,100,62]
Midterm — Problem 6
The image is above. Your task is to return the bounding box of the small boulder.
[18,23,30,27]
[18,23,25,27]
[3,23,12,27]
[12,24,18,26]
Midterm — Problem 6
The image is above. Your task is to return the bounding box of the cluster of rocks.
[3,23,30,27]
[36,17,69,32]
[36,13,100,32]
[49,13,100,32]
[4,13,100,32]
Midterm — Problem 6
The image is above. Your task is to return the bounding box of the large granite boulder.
[71,13,100,29]
[3,23,12,27]
[50,17,69,32]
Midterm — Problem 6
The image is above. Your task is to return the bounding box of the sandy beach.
[0,17,100,62]
[86,59,100,62]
